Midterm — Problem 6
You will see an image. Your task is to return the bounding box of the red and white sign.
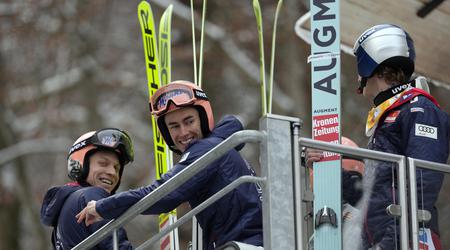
[312,113,340,161]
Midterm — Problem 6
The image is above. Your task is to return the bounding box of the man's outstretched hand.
[76,200,103,226]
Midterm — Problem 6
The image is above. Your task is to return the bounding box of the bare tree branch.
[9,57,97,106]
[0,138,72,166]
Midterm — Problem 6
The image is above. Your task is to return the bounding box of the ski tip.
[252,0,261,9]
[277,0,284,9]
[161,4,173,20]
[138,0,149,9]
[167,4,173,13]
[137,1,151,18]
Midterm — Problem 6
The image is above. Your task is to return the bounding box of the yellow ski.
[137,2,177,250]
[158,4,179,250]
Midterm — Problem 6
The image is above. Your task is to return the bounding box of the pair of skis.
[309,0,342,250]
[189,0,208,248]
[252,0,283,115]
[137,1,208,249]
[137,2,179,250]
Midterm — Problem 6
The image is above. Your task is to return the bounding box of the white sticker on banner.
[415,123,437,139]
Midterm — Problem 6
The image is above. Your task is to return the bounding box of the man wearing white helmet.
[77,81,263,249]
[353,24,449,249]
[40,128,134,249]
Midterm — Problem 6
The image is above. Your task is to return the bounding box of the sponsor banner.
[312,113,340,161]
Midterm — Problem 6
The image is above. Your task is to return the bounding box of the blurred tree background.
[0,0,449,249]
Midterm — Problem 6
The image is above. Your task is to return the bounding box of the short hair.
[374,65,407,86]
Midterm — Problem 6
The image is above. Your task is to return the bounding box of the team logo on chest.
[384,110,400,123]
[415,123,437,139]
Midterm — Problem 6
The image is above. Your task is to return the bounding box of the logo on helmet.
[69,140,87,155]
[68,158,82,179]
[101,136,118,147]
[194,90,207,99]
[358,27,377,44]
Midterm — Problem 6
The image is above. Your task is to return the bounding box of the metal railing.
[137,175,266,250]
[73,130,266,250]
[408,158,450,250]
[298,137,450,250]
[70,117,449,250]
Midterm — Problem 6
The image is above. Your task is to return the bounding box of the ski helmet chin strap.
[357,77,368,94]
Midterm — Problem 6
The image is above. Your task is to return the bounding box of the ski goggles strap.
[150,84,208,116]
[69,128,134,163]
[357,76,368,94]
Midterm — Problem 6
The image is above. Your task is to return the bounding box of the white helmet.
[353,24,415,93]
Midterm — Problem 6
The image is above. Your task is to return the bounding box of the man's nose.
[105,165,117,175]
[179,125,189,136]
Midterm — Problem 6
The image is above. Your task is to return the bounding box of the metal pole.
[299,138,404,163]
[409,158,450,174]
[397,157,409,250]
[292,121,305,250]
[408,158,419,250]
[113,229,118,250]
[260,114,299,250]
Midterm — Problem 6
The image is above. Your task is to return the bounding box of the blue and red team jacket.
[95,115,263,249]
[364,88,449,250]
[40,184,132,249]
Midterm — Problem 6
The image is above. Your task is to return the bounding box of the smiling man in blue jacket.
[77,80,263,249]
[40,128,134,249]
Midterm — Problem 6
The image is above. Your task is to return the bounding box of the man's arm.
[400,99,446,211]
[76,188,133,249]
[78,139,225,224]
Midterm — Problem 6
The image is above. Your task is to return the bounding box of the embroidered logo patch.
[385,110,400,123]
[179,151,190,163]
[410,96,419,103]
[415,123,437,139]
[402,93,412,100]
[411,107,424,113]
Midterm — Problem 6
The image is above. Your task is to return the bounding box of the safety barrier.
[71,114,450,250]
[407,158,450,250]
[299,137,450,250]
[73,114,302,250]
[72,129,265,249]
